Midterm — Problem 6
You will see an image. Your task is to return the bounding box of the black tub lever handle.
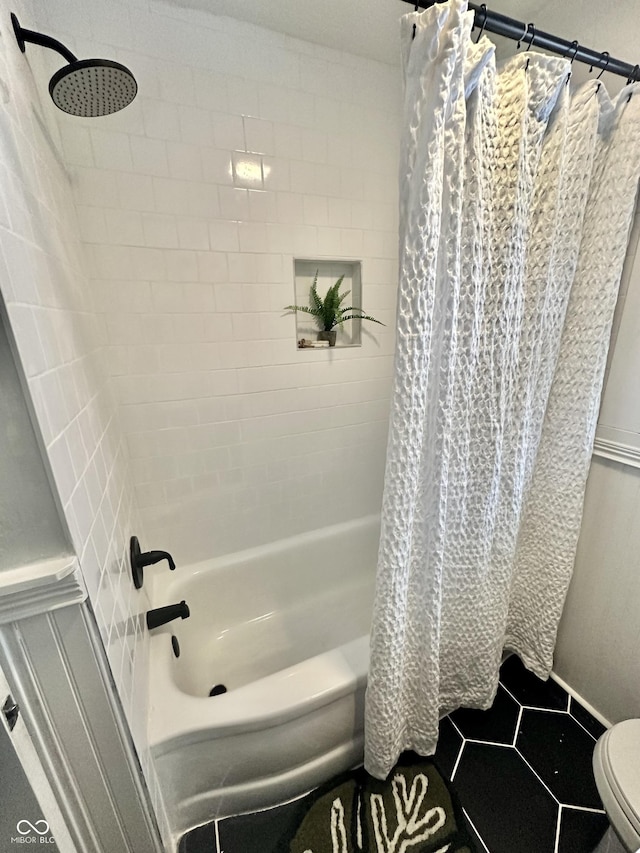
[130,536,176,589]
[138,549,176,570]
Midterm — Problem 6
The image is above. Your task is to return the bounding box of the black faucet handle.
[138,550,176,571]
[130,536,176,589]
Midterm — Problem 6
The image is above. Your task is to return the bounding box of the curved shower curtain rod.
[402,0,640,82]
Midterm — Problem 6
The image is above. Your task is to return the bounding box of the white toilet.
[593,719,640,853]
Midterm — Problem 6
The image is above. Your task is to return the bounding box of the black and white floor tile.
[179,656,610,853]
[439,656,609,853]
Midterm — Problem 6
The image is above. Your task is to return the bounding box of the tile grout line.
[464,738,519,749]
[450,739,466,782]
[520,706,571,716]
[500,679,572,718]
[514,746,561,806]
[512,704,524,746]
[553,804,563,853]
[462,808,491,853]
[497,681,521,707]
[448,715,466,740]
[562,804,606,815]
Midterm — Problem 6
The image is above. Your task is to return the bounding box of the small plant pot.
[317,330,337,347]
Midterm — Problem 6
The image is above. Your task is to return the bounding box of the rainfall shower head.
[49,60,137,117]
[11,13,137,117]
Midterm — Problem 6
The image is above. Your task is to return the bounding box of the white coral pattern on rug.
[303,798,349,853]
[370,774,447,853]
[303,773,451,853]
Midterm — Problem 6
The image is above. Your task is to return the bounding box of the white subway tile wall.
[2,0,399,839]
[0,0,170,841]
[38,0,403,567]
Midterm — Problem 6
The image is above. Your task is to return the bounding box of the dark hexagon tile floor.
[179,655,610,853]
[453,742,559,853]
[557,807,610,853]
[434,715,465,778]
[178,820,216,853]
[499,655,569,711]
[450,684,520,745]
[516,709,602,809]
[570,697,607,741]
[217,798,307,853]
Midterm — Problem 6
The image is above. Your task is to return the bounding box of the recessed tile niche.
[292,259,363,349]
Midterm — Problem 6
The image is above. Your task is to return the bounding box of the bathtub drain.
[209,684,227,697]
[171,636,180,658]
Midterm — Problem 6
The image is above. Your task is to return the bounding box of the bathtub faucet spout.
[146,600,190,630]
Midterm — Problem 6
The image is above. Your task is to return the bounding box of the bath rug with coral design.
[283,753,476,853]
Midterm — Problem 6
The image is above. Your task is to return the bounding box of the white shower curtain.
[365,0,640,779]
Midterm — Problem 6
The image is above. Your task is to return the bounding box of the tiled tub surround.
[179,656,611,853]
[147,516,379,842]
[33,0,402,568]
[0,0,169,838]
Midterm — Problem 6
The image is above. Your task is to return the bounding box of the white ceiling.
[165,0,540,66]
[165,0,410,65]
[165,0,637,71]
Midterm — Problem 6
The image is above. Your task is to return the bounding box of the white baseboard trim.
[550,671,613,730]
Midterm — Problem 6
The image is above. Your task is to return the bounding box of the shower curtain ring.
[596,52,610,79]
[517,22,527,49]
[565,40,579,63]
[627,64,640,85]
[474,4,488,43]
[525,23,535,51]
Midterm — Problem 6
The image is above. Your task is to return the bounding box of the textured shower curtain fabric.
[365,0,640,779]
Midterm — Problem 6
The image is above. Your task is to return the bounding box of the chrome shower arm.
[11,13,78,64]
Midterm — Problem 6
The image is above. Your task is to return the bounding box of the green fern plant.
[285,271,384,332]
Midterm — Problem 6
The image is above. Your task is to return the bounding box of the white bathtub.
[147,515,379,840]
